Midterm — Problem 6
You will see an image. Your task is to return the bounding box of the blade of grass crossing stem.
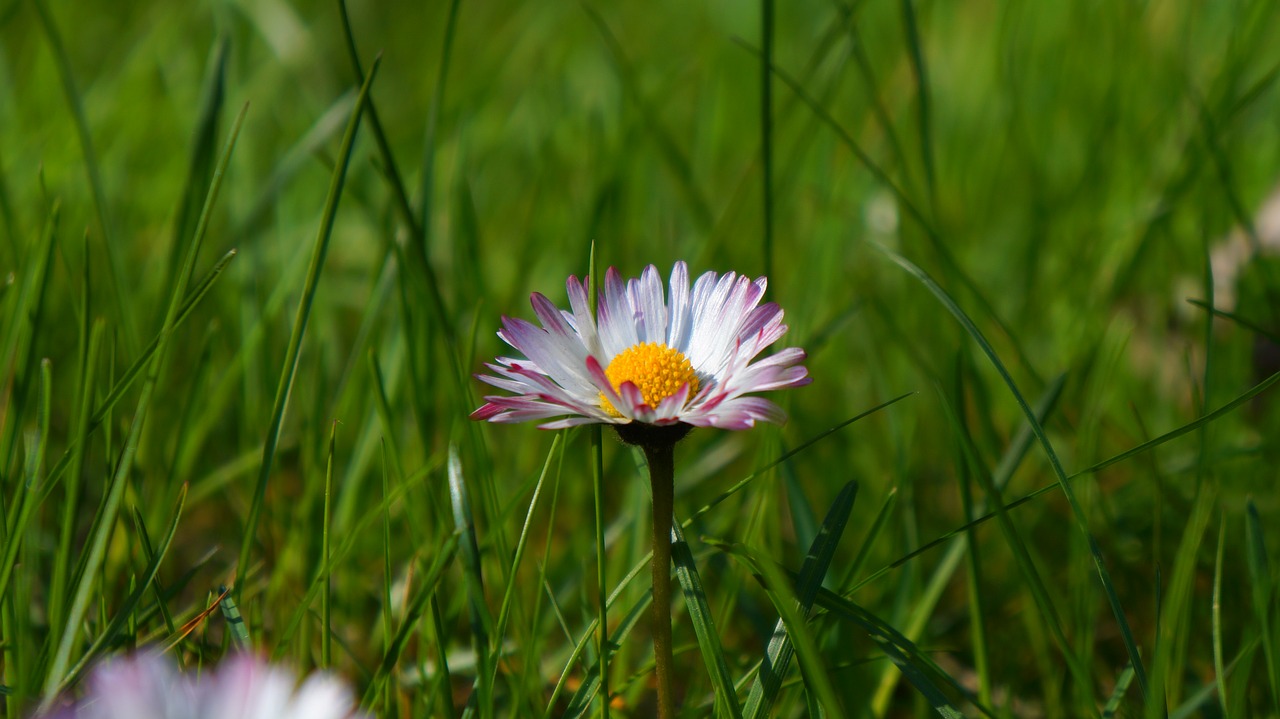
[236,57,379,596]
[489,434,562,691]
[554,398,909,715]
[360,535,459,708]
[687,394,912,528]
[0,359,51,604]
[448,446,493,717]
[670,517,742,718]
[41,102,246,708]
[39,248,237,501]
[810,588,970,717]
[743,481,857,718]
[717,541,844,718]
[881,246,1149,698]
[52,486,187,695]
[1246,500,1280,714]
[1146,484,1216,719]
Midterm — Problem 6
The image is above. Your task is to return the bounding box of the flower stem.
[643,442,676,719]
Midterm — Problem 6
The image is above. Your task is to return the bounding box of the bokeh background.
[2,0,1280,716]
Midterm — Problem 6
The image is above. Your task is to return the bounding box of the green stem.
[644,442,676,719]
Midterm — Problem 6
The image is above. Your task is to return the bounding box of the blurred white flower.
[39,653,367,719]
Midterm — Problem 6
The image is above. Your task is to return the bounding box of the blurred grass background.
[2,0,1280,716]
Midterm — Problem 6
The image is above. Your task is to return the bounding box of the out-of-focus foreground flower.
[472,261,810,432]
[37,653,367,719]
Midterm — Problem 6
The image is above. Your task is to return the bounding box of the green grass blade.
[742,480,856,718]
[488,434,561,692]
[1246,500,1280,714]
[559,589,653,719]
[1101,664,1135,718]
[320,421,337,669]
[583,5,714,232]
[235,56,380,595]
[161,35,228,309]
[670,515,742,718]
[899,0,935,201]
[50,485,188,696]
[760,0,774,277]
[40,97,246,710]
[271,464,435,660]
[47,311,103,638]
[715,540,845,718]
[448,445,493,717]
[0,358,51,605]
[1146,483,1216,719]
[1213,514,1227,715]
[31,0,137,355]
[359,534,459,708]
[881,246,1148,699]
[38,247,238,500]
[810,587,969,718]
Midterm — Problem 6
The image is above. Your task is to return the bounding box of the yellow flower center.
[599,342,700,417]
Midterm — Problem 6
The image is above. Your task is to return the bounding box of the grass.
[2,0,1280,716]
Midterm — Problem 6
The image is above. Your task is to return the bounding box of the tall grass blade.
[1246,500,1280,714]
[881,246,1148,699]
[30,0,137,354]
[162,36,228,308]
[236,56,380,594]
[0,359,51,605]
[38,248,238,499]
[811,587,970,718]
[717,540,845,718]
[51,485,187,695]
[670,516,742,718]
[1101,664,1135,719]
[360,534,459,707]
[489,434,561,692]
[742,480,856,718]
[40,98,247,710]
[448,445,493,717]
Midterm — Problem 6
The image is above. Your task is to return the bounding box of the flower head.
[38,653,367,719]
[472,262,809,432]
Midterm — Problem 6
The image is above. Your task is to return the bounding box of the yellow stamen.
[599,342,699,417]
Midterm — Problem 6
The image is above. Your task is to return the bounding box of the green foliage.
[2,0,1279,716]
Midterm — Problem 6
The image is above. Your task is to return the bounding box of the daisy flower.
[471,261,809,435]
[38,653,367,719]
